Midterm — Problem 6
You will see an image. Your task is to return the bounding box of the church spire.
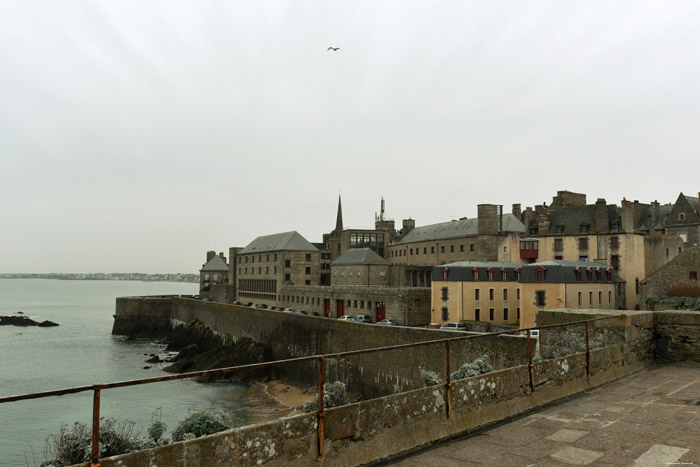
[334,195,344,234]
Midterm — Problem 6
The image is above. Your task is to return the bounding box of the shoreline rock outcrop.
[0,315,59,327]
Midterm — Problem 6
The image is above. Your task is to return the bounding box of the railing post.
[445,340,451,419]
[91,388,101,466]
[584,322,591,383]
[527,330,534,393]
[316,357,325,460]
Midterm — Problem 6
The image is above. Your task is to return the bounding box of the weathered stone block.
[358,396,386,438]
[235,421,283,466]
[324,405,358,440]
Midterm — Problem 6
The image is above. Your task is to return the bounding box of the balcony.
[519,239,539,259]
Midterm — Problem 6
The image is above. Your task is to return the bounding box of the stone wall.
[93,340,648,467]
[654,311,700,362]
[640,246,700,309]
[112,296,177,337]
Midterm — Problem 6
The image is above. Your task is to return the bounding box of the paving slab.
[385,363,700,467]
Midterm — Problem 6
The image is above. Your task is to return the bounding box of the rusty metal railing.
[0,314,624,466]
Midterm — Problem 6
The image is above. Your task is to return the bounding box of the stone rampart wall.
[93,341,648,467]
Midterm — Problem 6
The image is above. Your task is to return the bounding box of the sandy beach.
[260,380,314,416]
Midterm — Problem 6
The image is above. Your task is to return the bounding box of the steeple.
[333,195,343,236]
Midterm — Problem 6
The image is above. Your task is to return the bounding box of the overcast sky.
[2,1,700,274]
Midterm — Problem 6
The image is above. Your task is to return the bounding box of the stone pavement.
[389,363,700,466]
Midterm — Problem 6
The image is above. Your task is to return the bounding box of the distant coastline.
[0,273,198,283]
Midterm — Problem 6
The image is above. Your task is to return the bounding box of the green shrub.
[451,355,493,381]
[302,381,348,413]
[171,410,235,441]
[419,366,443,387]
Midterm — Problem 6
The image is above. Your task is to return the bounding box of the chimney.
[620,199,633,232]
[536,204,550,235]
[219,252,226,260]
[477,204,499,235]
[512,203,521,219]
[595,198,609,234]
[650,201,660,228]
[206,250,216,262]
[402,218,415,233]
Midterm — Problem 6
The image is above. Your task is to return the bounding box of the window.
[502,270,508,280]
[489,308,494,321]
[636,278,640,295]
[503,246,508,253]
[423,248,427,254]
[530,227,538,235]
[441,246,445,253]
[690,271,698,280]
[475,309,480,321]
[555,255,563,260]
[598,291,602,305]
[305,267,311,274]
[357,270,361,276]
[554,238,563,251]
[488,269,494,281]
[589,291,593,305]
[610,237,619,249]
[431,246,435,254]
[579,255,589,262]
[489,289,494,300]
[515,269,521,281]
[274,254,277,261]
[442,267,448,280]
[587,268,593,281]
[348,271,353,277]
[474,269,480,280]
[503,308,509,320]
[555,225,564,234]
[266,267,269,274]
[579,238,588,250]
[607,269,613,281]
[611,222,619,232]
[442,307,449,321]
[266,254,269,262]
[460,245,465,252]
[503,289,508,300]
[608,291,612,303]
[285,273,290,281]
[516,288,520,300]
[611,255,619,272]
[450,245,454,253]
[258,255,261,262]
[441,287,449,301]
[305,280,311,285]
[251,256,255,263]
[679,213,687,221]
[285,259,291,267]
[258,267,261,274]
[597,269,603,282]
[580,224,590,233]
[578,291,582,306]
[470,244,475,251]
[517,308,520,319]
[535,268,545,282]
[536,291,546,306]
[410,249,413,255]
[475,289,480,300]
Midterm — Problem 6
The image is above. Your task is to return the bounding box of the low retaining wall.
[655,310,700,362]
[93,341,648,467]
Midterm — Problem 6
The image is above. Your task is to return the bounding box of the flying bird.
[327,47,340,51]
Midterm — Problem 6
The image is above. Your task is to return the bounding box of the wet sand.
[260,380,314,415]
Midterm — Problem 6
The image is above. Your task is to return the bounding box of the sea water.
[0,279,284,466]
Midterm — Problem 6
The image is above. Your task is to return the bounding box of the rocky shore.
[156,320,273,382]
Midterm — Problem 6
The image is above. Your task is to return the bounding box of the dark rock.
[145,355,160,363]
[0,316,58,327]
[38,320,59,327]
[16,311,23,314]
[143,366,151,369]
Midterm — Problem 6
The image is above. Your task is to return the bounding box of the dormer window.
[679,213,687,221]
[576,267,582,282]
[611,222,619,232]
[441,267,448,280]
[487,269,495,281]
[555,225,564,234]
[580,224,590,233]
[530,227,538,235]
[596,268,602,282]
[587,268,594,281]
[607,269,613,282]
[473,268,480,281]
[515,268,521,281]
[535,267,546,282]
[501,269,508,281]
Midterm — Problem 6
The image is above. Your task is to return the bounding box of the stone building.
[430,259,615,329]
[387,204,525,266]
[519,260,616,328]
[520,190,683,309]
[233,231,320,305]
[665,193,700,246]
[640,246,700,309]
[199,251,229,301]
[430,261,522,326]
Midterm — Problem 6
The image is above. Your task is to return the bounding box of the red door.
[376,302,386,322]
[336,300,344,318]
[324,299,331,318]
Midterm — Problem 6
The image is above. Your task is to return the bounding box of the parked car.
[294,310,307,315]
[232,301,242,306]
[283,308,295,313]
[354,314,372,323]
[243,302,254,307]
[254,304,268,309]
[338,315,354,321]
[440,322,467,331]
[308,311,320,316]
[424,323,441,329]
[376,319,398,326]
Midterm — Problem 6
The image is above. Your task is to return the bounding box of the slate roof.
[200,255,229,272]
[392,214,524,245]
[538,205,622,236]
[431,261,522,281]
[636,203,674,232]
[521,259,614,283]
[240,231,319,254]
[685,195,700,214]
[331,248,389,266]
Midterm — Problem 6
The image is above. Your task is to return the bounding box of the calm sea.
[0,279,284,467]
